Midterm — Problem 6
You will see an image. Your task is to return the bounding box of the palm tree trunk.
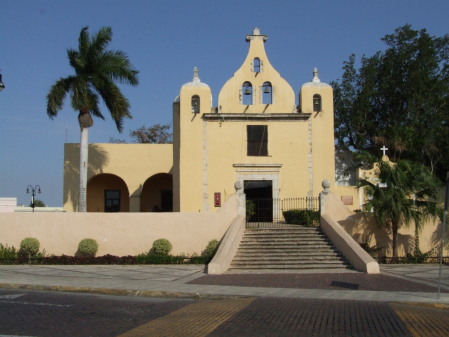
[78,127,89,212]
[392,222,399,259]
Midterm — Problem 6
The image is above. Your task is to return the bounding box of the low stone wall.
[0,195,239,257]
[320,189,380,273]
[208,215,246,274]
[321,186,446,260]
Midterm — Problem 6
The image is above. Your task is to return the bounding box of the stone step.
[245,229,322,235]
[235,250,343,257]
[229,226,352,271]
[232,258,345,264]
[242,235,328,240]
[240,239,331,244]
[238,243,334,248]
[230,262,351,269]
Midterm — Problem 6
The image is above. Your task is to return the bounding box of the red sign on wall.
[214,193,221,207]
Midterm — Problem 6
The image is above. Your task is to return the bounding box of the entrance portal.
[244,180,273,222]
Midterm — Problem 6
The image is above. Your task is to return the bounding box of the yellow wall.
[64,143,173,212]
[218,28,296,114]
[173,28,336,212]
[64,28,337,213]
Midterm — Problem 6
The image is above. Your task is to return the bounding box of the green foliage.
[358,160,441,257]
[283,209,320,227]
[47,26,139,131]
[30,199,46,208]
[0,243,18,262]
[332,25,449,180]
[19,237,40,259]
[246,199,256,219]
[202,239,220,262]
[78,238,99,257]
[152,238,173,255]
[136,252,185,264]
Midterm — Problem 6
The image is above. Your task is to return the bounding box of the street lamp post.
[26,185,41,212]
[437,172,449,299]
[0,71,5,91]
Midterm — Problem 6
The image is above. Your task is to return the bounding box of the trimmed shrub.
[78,238,99,257]
[152,238,172,255]
[283,209,320,227]
[19,237,40,258]
[202,239,220,262]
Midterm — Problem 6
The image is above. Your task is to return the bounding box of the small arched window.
[253,58,261,73]
[262,82,272,104]
[242,82,253,105]
[313,94,321,112]
[191,95,200,113]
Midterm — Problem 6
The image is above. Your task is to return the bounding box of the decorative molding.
[203,113,310,121]
[233,163,282,168]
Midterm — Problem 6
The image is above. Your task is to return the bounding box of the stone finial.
[322,179,330,194]
[246,27,268,42]
[312,67,321,83]
[193,66,200,83]
[234,181,243,193]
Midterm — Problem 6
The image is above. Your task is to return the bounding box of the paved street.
[0,264,449,336]
[1,289,449,337]
[0,289,193,337]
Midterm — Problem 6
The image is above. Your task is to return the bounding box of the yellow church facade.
[63,28,337,214]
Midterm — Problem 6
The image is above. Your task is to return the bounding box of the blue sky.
[1,0,448,207]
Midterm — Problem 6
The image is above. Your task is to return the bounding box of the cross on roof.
[380,145,388,156]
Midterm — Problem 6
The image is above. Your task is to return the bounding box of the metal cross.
[380,145,388,156]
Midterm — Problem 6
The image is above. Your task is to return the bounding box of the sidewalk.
[0,264,448,304]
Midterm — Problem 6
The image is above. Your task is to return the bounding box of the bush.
[152,238,172,255]
[0,243,18,262]
[78,239,99,257]
[19,237,40,259]
[202,239,220,262]
[136,252,184,264]
[283,209,319,227]
[246,200,256,220]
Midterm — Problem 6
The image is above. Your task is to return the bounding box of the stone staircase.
[229,226,352,271]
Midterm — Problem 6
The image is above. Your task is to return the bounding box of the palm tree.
[358,160,440,258]
[47,26,138,212]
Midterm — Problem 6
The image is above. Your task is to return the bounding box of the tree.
[332,25,449,180]
[29,199,46,208]
[358,160,440,258]
[129,123,172,143]
[47,26,138,212]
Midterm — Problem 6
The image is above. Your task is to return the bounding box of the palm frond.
[95,80,131,132]
[47,77,74,118]
[99,51,139,85]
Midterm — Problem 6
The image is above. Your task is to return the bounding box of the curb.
[0,283,242,301]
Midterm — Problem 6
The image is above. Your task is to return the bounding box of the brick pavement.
[116,297,449,337]
[189,273,448,293]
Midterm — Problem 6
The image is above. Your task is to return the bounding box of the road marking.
[0,294,26,300]
[391,302,449,337]
[0,300,72,308]
[117,297,256,337]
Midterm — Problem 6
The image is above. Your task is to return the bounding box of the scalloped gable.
[218,28,296,114]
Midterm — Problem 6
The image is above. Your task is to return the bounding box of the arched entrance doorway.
[87,174,130,212]
[141,173,173,212]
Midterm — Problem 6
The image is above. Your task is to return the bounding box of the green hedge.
[283,209,319,227]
